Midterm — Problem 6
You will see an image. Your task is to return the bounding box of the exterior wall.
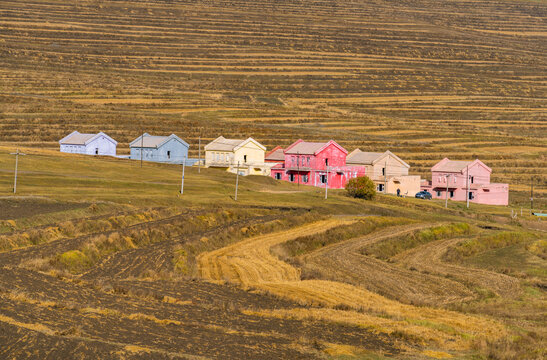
[383,175,421,197]
[205,150,234,167]
[157,138,189,163]
[60,144,86,154]
[233,142,265,167]
[131,139,189,163]
[85,135,117,156]
[228,163,272,176]
[271,166,366,189]
[473,184,509,206]
[370,155,409,182]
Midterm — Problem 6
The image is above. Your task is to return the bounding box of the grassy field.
[0,0,546,358]
[0,0,545,208]
[0,148,545,359]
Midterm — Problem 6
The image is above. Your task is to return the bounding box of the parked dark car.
[415,191,432,200]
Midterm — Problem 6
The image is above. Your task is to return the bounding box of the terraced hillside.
[0,0,546,205]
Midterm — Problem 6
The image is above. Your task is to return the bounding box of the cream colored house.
[204,136,271,176]
[346,149,420,196]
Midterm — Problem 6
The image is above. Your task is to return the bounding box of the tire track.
[393,237,522,299]
[197,217,506,351]
[301,223,475,305]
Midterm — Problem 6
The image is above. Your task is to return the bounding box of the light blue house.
[130,133,189,164]
[59,131,117,156]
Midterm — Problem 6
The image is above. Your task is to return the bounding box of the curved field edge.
[197,218,507,353]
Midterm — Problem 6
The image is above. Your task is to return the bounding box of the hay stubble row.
[197,218,506,351]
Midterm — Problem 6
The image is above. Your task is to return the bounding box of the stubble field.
[0,0,545,205]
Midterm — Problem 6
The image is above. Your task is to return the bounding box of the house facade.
[59,131,117,156]
[270,139,366,189]
[346,149,420,196]
[421,158,509,205]
[130,133,189,164]
[204,136,269,176]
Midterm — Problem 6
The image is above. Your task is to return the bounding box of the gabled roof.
[204,136,265,152]
[265,146,285,161]
[346,149,410,168]
[130,133,189,149]
[432,158,491,173]
[59,131,117,146]
[284,139,347,155]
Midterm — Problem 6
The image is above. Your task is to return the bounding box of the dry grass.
[198,218,506,352]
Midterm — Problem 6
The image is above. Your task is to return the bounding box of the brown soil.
[300,223,476,305]
[0,198,87,220]
[0,207,398,359]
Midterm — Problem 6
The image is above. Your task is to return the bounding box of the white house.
[59,131,117,156]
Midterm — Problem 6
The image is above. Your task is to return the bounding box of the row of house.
[59,131,509,205]
[59,131,190,163]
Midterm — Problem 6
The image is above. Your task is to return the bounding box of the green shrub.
[56,250,93,273]
[345,176,376,200]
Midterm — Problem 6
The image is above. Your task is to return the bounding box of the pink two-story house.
[270,139,366,189]
[421,158,509,206]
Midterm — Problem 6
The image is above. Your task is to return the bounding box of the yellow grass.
[0,314,56,336]
[198,218,507,351]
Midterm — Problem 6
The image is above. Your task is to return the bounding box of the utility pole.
[297,151,300,189]
[531,176,534,214]
[445,174,450,208]
[140,129,144,168]
[198,134,201,174]
[235,161,240,201]
[466,165,470,209]
[180,157,186,194]
[325,165,329,200]
[10,149,26,194]
[384,159,387,194]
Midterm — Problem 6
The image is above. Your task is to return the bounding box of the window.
[244,155,247,163]
[470,176,474,184]
[325,158,329,166]
[275,173,282,180]
[436,191,442,197]
[382,168,385,176]
[449,190,454,198]
[377,184,384,192]
[167,151,171,159]
[289,174,295,182]
[320,175,327,184]
[95,148,99,155]
[307,157,310,165]
[302,174,309,183]
[469,192,474,200]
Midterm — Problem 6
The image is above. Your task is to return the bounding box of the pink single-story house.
[270,139,366,189]
[421,158,509,206]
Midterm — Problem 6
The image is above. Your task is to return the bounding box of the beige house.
[204,136,271,176]
[346,149,420,196]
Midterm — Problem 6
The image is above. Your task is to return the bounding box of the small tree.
[345,176,376,200]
